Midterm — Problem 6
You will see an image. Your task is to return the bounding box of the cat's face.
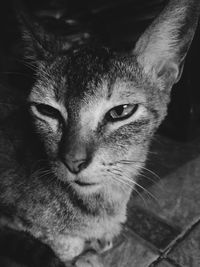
[28,47,167,217]
[21,0,198,229]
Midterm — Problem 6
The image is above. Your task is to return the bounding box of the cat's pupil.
[106,104,138,122]
[115,105,125,116]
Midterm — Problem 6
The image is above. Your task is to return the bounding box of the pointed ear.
[15,1,90,62]
[132,0,200,90]
[14,0,54,61]
[19,14,53,61]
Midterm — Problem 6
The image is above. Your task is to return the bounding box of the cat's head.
[22,0,199,220]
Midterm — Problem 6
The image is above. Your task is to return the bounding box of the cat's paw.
[96,239,113,253]
[86,238,113,254]
[74,251,104,267]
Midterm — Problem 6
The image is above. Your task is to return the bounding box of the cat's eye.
[106,104,138,122]
[32,103,62,120]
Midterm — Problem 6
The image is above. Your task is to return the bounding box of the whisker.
[138,172,164,192]
[138,172,158,184]
[151,136,164,145]
[118,160,161,181]
[16,60,37,73]
[114,176,133,189]
[108,168,149,208]
[116,159,145,165]
[37,170,53,179]
[30,165,51,178]
[16,59,51,81]
[111,163,157,186]
[113,169,159,204]
[132,187,149,209]
[125,178,159,205]
[114,159,161,181]
[107,169,133,189]
[140,166,161,180]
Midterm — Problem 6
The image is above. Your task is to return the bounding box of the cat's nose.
[64,157,89,174]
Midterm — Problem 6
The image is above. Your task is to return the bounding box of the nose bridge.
[64,122,86,155]
[69,135,87,159]
[62,122,93,173]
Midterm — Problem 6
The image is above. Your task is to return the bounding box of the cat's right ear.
[132,0,200,91]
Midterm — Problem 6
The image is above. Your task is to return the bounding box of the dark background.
[0,0,200,141]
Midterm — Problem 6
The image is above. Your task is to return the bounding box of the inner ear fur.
[132,0,200,90]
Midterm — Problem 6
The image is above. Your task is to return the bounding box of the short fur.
[0,0,199,266]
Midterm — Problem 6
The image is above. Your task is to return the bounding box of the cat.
[0,0,199,266]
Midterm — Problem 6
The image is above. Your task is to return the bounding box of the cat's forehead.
[47,47,142,100]
[32,47,148,112]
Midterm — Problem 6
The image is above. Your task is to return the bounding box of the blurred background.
[0,0,200,139]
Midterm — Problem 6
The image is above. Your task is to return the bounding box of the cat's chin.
[72,180,102,195]
[52,161,131,202]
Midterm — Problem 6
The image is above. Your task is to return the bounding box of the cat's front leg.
[73,238,112,267]
[46,235,85,264]
[45,235,111,267]
[85,238,113,254]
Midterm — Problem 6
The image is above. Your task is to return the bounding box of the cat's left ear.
[18,11,54,61]
[132,0,200,91]
[15,2,89,61]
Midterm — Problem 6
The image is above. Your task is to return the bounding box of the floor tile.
[168,221,200,267]
[106,135,200,266]
[103,229,159,267]
[132,152,200,230]
[126,205,181,251]
[153,259,177,267]
[126,135,200,255]
[146,134,200,178]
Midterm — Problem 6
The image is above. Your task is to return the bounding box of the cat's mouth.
[74,180,98,187]
[73,179,101,193]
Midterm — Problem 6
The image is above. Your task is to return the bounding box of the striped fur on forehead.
[30,47,167,131]
[32,51,144,100]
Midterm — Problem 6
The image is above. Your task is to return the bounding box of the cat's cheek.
[50,161,77,184]
[80,167,131,203]
[45,139,60,157]
[34,121,62,157]
[41,136,61,159]
[104,183,132,206]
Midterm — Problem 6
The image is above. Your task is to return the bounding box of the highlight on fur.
[133,0,200,90]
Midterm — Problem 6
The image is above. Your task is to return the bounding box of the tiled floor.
[102,133,200,267]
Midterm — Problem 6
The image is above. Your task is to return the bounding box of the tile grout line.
[147,215,200,267]
[163,215,200,256]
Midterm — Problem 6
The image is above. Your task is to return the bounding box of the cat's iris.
[106,104,138,122]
